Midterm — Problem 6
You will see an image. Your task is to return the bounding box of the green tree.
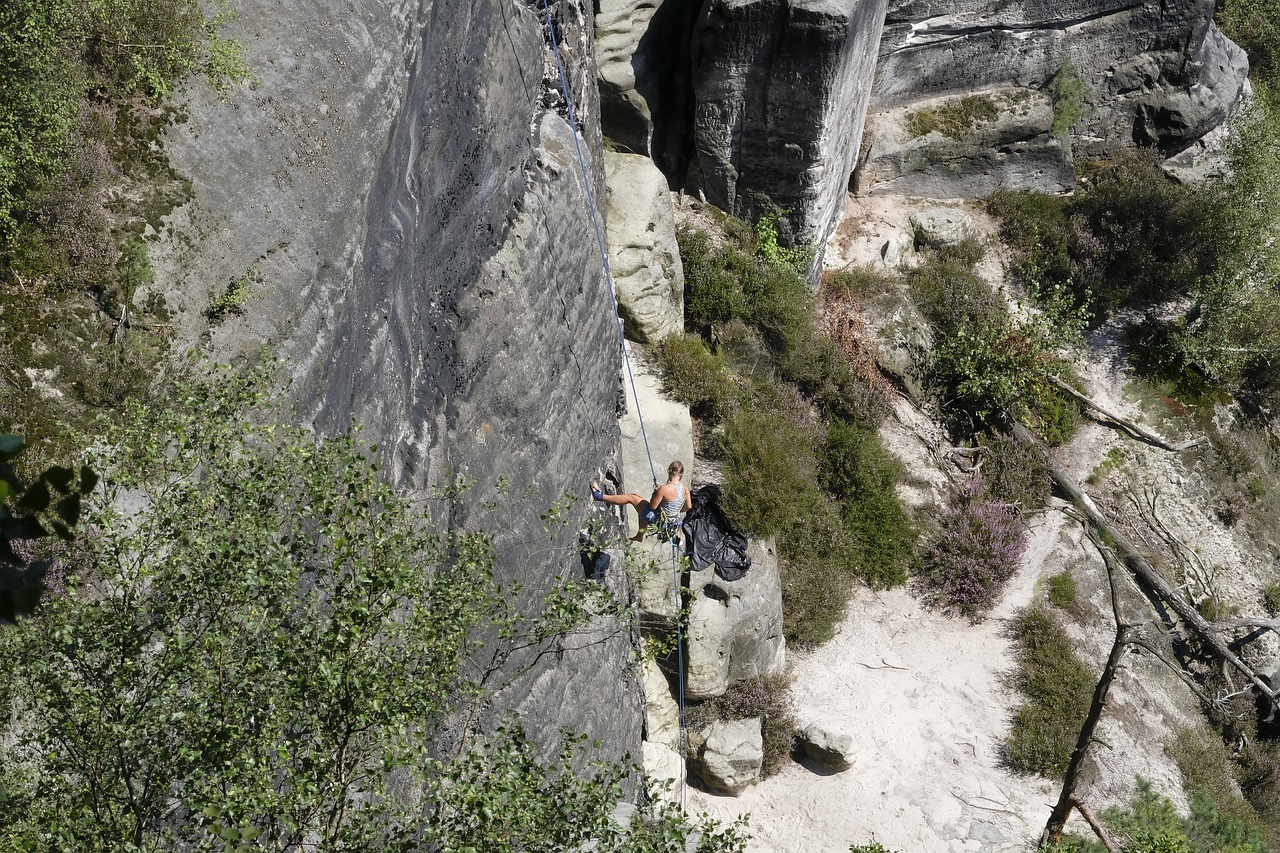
[0,368,745,851]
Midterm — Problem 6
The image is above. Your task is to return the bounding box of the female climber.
[591,460,692,542]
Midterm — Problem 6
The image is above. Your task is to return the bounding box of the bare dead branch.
[1042,373,1204,452]
[1012,421,1277,708]
[1071,795,1122,853]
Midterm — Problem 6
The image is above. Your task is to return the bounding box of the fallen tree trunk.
[1010,421,1278,710]
[1042,374,1204,452]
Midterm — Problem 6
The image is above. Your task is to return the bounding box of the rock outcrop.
[858,88,1074,198]
[155,0,639,759]
[604,153,685,343]
[595,0,698,178]
[687,0,889,255]
[686,537,787,700]
[870,0,1249,159]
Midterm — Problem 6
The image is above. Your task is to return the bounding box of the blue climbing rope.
[537,0,688,810]
[537,0,659,490]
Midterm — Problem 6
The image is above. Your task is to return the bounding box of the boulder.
[688,0,889,259]
[909,208,979,249]
[685,537,786,701]
[642,741,684,799]
[862,285,932,404]
[604,153,685,343]
[690,717,763,795]
[857,88,1075,198]
[640,656,681,746]
[800,722,856,770]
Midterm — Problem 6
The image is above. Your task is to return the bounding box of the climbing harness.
[538,0,691,813]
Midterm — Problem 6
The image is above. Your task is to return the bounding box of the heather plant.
[915,480,1026,622]
[687,674,797,777]
[982,433,1052,511]
[1046,571,1077,609]
[653,333,739,422]
[1002,607,1094,777]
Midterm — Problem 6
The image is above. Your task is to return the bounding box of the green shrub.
[982,433,1052,510]
[778,490,863,647]
[822,420,915,588]
[1167,727,1272,850]
[850,842,900,853]
[1218,0,1280,87]
[1262,583,1280,615]
[678,226,749,333]
[687,674,797,777]
[1046,571,1077,609]
[1048,60,1087,136]
[1002,607,1094,776]
[1099,777,1267,853]
[718,402,820,538]
[682,219,916,644]
[653,333,739,422]
[905,95,1000,139]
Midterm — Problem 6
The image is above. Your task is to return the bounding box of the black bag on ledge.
[682,484,752,581]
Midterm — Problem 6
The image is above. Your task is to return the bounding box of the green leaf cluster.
[0,366,743,850]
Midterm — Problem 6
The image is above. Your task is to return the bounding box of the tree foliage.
[0,368,746,851]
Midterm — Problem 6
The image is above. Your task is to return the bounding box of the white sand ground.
[682,193,1215,852]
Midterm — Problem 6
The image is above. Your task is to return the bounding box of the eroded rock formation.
[870,0,1249,158]
[156,0,640,757]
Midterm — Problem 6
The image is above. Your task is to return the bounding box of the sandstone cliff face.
[155,0,639,756]
[688,0,888,250]
[871,0,1249,157]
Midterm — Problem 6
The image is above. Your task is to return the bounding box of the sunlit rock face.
[870,0,1249,158]
[159,0,640,759]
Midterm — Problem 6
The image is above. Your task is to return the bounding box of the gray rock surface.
[686,537,787,700]
[858,88,1075,197]
[909,208,979,249]
[862,283,932,403]
[688,0,889,258]
[801,722,856,770]
[691,717,764,795]
[871,0,1249,158]
[154,0,640,761]
[595,0,697,177]
[604,153,685,343]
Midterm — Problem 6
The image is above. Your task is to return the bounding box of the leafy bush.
[653,333,739,421]
[982,433,1052,511]
[1098,777,1266,853]
[905,244,1080,438]
[1002,607,1094,777]
[687,674,797,777]
[915,481,1026,622]
[0,367,742,850]
[1047,571,1077,609]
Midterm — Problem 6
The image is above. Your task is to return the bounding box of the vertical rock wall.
[156,0,640,758]
[688,0,888,250]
